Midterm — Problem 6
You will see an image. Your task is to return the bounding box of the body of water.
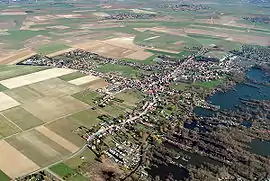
[195,68,270,113]
[249,139,270,156]
[209,68,270,110]
[195,68,270,114]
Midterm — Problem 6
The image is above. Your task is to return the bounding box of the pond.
[249,139,270,156]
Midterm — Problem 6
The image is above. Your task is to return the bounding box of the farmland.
[0,0,270,65]
[0,65,111,179]
[0,0,270,180]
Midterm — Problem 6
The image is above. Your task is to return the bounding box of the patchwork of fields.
[0,65,112,179]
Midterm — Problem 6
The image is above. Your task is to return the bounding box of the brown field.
[24,35,52,48]
[46,48,77,57]
[147,48,180,54]
[124,50,154,60]
[0,49,36,65]
[0,68,76,89]
[80,22,123,29]
[68,75,101,86]
[0,21,15,29]
[28,78,82,97]
[80,78,108,90]
[0,11,26,15]
[0,92,20,111]
[45,117,86,147]
[92,12,110,17]
[36,126,79,153]
[0,140,40,179]
[21,96,89,122]
[73,37,153,60]
[134,27,186,36]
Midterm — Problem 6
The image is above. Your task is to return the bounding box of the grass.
[64,149,96,169]
[170,83,190,90]
[121,55,156,65]
[50,163,76,178]
[115,89,144,107]
[0,114,21,139]
[95,64,142,78]
[59,72,86,81]
[50,162,89,181]
[147,49,194,58]
[0,84,8,92]
[69,109,101,127]
[193,79,224,89]
[0,170,10,181]
[37,44,71,55]
[2,107,44,130]
[67,174,89,181]
[72,90,100,106]
[101,104,126,118]
[4,30,50,43]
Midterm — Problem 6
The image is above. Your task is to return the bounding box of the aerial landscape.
[0,0,269,180]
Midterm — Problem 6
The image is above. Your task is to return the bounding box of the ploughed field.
[0,65,112,180]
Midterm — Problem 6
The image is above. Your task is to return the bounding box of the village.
[15,44,254,180]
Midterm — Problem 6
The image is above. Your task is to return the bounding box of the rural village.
[0,0,269,181]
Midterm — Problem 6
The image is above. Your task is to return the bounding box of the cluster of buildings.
[173,56,228,82]
[158,3,210,11]
[104,141,140,168]
[103,13,157,20]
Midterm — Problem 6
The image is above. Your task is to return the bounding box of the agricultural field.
[0,0,270,65]
[0,0,270,180]
[0,65,115,179]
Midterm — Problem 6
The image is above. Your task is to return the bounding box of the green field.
[0,65,47,81]
[193,79,224,89]
[50,163,76,178]
[95,64,143,78]
[0,114,21,139]
[101,104,126,118]
[50,162,89,181]
[2,107,44,130]
[64,149,96,169]
[0,170,10,181]
[72,90,101,106]
[67,174,89,181]
[0,84,8,92]
[69,109,101,127]
[59,72,86,81]
[115,89,144,107]
[37,44,71,55]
